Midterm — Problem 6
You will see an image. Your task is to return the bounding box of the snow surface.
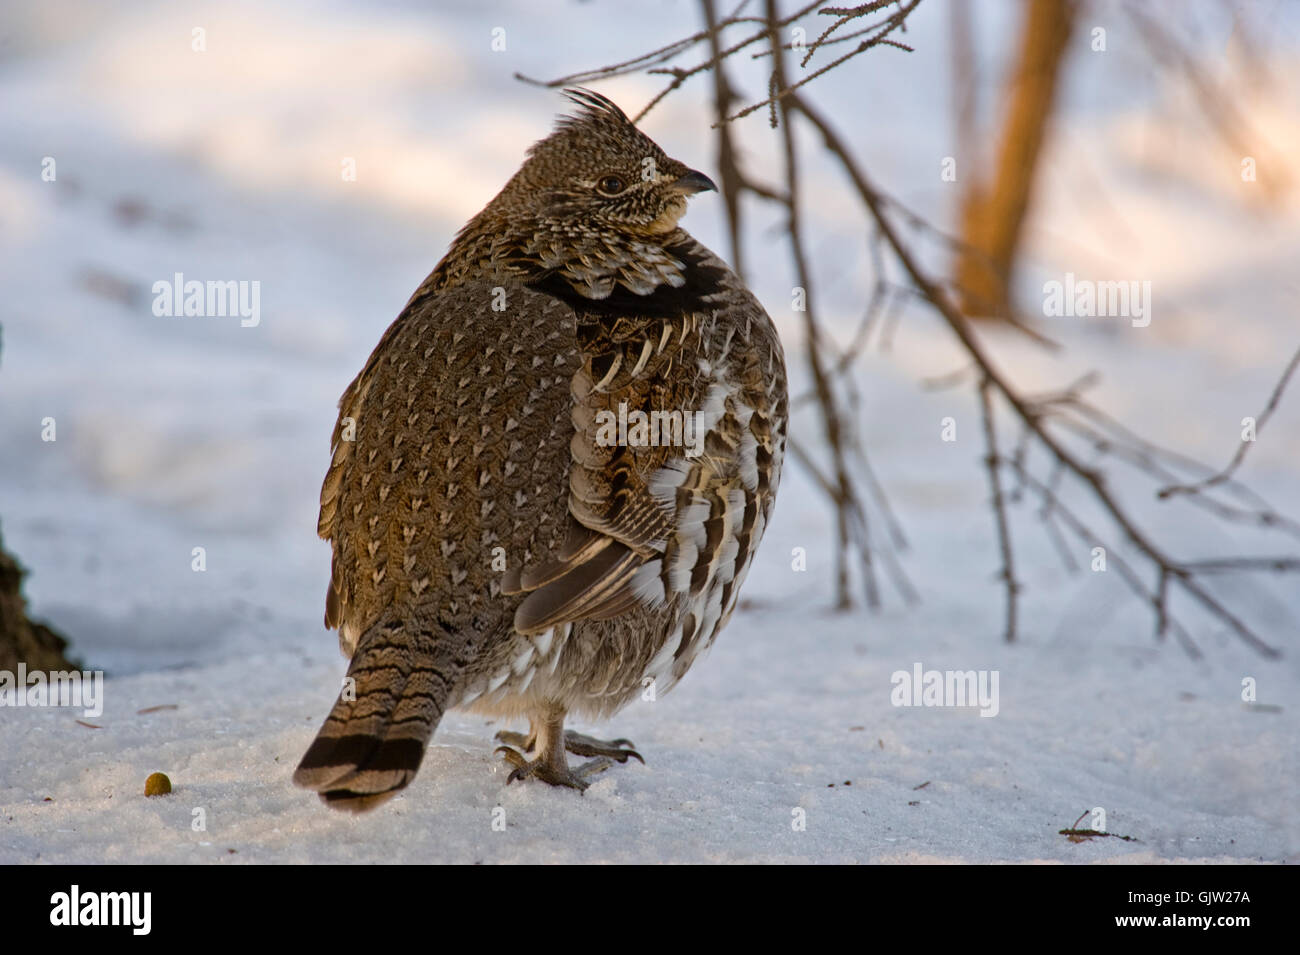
[1,0,1297,863]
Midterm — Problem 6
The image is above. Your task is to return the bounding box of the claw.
[494,744,529,770]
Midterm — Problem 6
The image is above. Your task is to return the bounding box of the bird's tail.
[293,610,459,812]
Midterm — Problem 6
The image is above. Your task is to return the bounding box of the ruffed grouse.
[294,88,788,810]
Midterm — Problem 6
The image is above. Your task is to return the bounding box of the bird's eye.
[596,175,626,196]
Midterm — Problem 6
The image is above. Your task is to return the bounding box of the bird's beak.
[670,169,718,196]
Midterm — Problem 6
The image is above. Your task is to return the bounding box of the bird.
[293,87,788,811]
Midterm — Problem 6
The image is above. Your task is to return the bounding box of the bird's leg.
[494,708,619,791]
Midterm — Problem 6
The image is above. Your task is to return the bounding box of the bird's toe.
[563,730,644,765]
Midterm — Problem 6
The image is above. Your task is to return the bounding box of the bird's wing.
[506,238,786,637]
[500,305,684,633]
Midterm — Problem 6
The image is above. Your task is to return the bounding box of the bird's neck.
[430,214,694,303]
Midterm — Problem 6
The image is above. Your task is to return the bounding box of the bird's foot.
[494,745,614,791]
[493,728,643,765]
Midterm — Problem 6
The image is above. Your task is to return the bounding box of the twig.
[701,0,749,277]
[766,0,875,609]
[979,376,1019,642]
[1158,343,1300,500]
[1010,461,1201,658]
[723,0,920,123]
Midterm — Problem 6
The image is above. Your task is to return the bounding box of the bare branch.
[979,376,1020,642]
[723,0,920,123]
[786,89,1280,656]
[1158,343,1300,501]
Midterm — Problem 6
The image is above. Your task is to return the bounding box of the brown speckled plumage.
[294,89,787,810]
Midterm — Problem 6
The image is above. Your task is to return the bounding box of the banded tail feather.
[293,611,464,812]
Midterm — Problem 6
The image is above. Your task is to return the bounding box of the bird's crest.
[558,87,631,127]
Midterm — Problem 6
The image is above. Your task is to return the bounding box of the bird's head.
[434,88,720,300]
[501,88,717,239]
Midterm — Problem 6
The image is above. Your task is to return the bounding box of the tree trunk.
[956,0,1076,318]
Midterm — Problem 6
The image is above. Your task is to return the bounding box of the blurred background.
[2,0,1298,673]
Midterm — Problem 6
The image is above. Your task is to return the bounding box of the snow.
[1,0,1296,863]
